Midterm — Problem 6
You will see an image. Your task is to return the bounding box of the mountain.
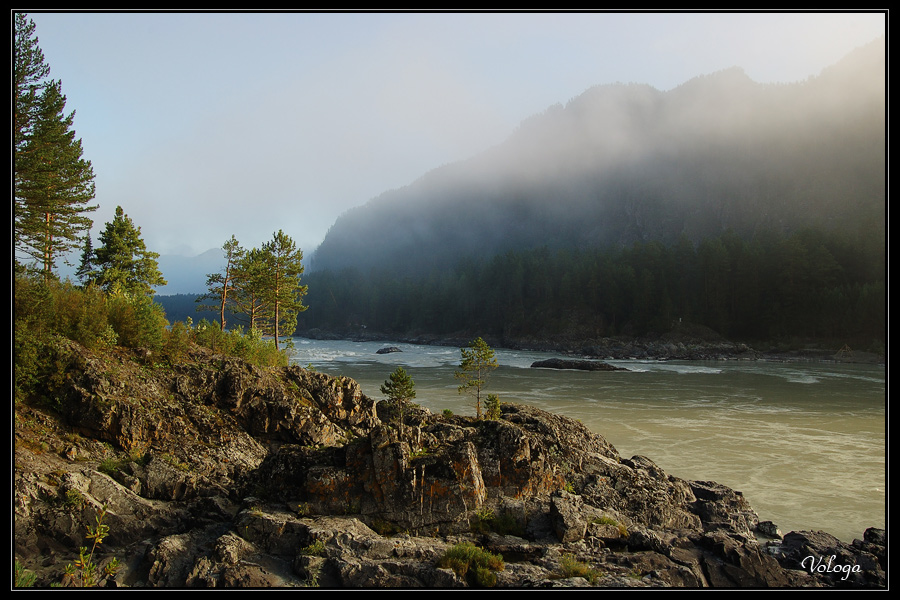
[309,38,885,275]
[156,247,224,295]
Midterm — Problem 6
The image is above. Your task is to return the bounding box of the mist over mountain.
[156,248,225,295]
[309,38,885,275]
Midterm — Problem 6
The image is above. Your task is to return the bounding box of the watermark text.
[800,555,861,581]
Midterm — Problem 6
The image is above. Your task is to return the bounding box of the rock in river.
[531,358,627,371]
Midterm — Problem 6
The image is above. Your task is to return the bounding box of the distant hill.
[309,38,885,275]
[155,248,224,295]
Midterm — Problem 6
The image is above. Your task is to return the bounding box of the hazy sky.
[25,10,885,260]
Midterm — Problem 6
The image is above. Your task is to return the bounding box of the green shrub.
[60,505,120,587]
[14,322,46,404]
[474,565,497,587]
[106,291,167,351]
[300,539,326,556]
[484,394,501,420]
[189,321,287,367]
[437,542,504,587]
[14,272,54,337]
[97,458,121,477]
[162,319,192,363]
[14,561,37,588]
[470,507,494,533]
[557,554,602,584]
[13,271,287,403]
[50,282,116,349]
[593,515,628,537]
[14,276,113,401]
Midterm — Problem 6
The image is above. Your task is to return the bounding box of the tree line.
[298,227,885,348]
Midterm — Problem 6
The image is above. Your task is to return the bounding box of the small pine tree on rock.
[455,337,498,419]
[380,366,416,438]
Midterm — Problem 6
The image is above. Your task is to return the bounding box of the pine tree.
[15,14,97,279]
[230,246,274,333]
[14,13,49,162]
[197,235,245,330]
[91,206,167,296]
[258,230,308,350]
[380,366,417,437]
[455,337,499,419]
[16,80,97,279]
[75,233,97,285]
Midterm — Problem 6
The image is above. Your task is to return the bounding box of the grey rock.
[531,358,627,371]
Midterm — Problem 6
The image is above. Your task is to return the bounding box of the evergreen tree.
[455,337,498,419]
[14,13,49,165]
[380,366,417,437]
[75,233,96,285]
[91,206,167,296]
[14,12,49,227]
[15,79,97,280]
[15,14,97,279]
[230,246,273,333]
[196,235,245,330]
[258,230,308,350]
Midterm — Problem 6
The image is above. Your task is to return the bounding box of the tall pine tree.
[455,337,498,419]
[14,13,49,166]
[197,235,245,330]
[229,246,273,333]
[259,230,308,350]
[15,14,97,280]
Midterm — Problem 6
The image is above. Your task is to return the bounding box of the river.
[288,337,886,543]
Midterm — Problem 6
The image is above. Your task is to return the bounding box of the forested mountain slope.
[309,39,884,275]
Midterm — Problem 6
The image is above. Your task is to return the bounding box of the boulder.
[530,358,627,371]
[773,529,886,588]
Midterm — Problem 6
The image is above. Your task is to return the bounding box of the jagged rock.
[549,491,589,542]
[692,529,806,587]
[12,338,883,588]
[757,520,782,539]
[376,347,403,354]
[774,529,886,588]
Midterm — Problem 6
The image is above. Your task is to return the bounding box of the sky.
[23,10,886,263]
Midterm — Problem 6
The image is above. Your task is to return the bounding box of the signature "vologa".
[800,555,862,581]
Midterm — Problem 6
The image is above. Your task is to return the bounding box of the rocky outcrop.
[13,339,884,588]
[774,529,887,588]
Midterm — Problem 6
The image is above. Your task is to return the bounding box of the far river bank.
[296,324,885,367]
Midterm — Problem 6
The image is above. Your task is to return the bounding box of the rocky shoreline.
[14,338,885,588]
